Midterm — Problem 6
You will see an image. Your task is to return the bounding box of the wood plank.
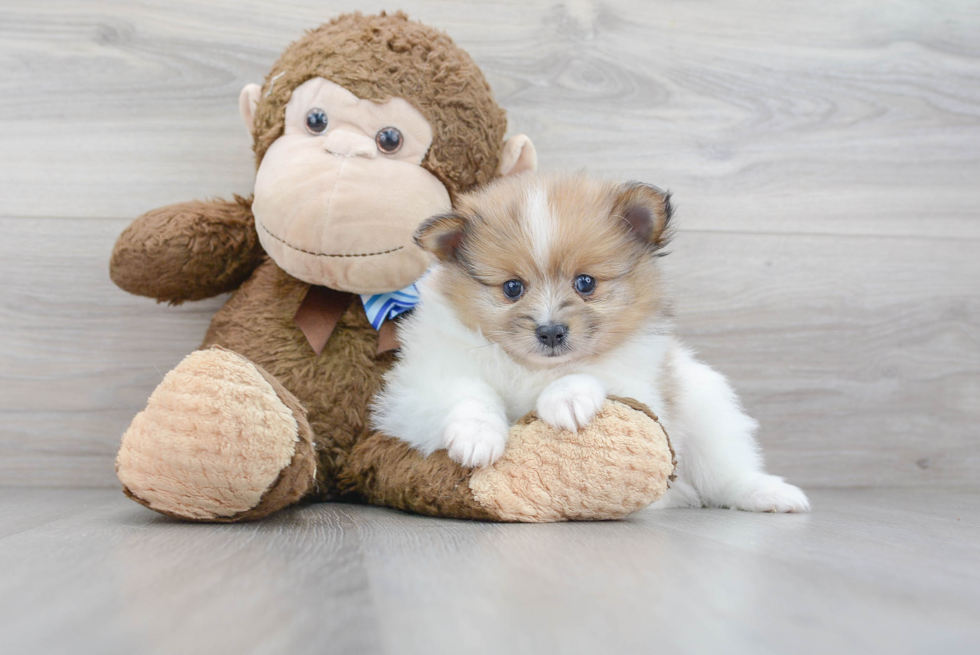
[1,217,977,487]
[0,0,978,237]
[1,0,979,487]
[0,488,382,655]
[0,218,221,486]
[663,229,980,486]
[0,487,977,655]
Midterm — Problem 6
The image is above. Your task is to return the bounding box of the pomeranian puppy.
[373,173,809,512]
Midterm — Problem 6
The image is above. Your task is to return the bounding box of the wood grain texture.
[0,487,978,655]
[0,0,978,487]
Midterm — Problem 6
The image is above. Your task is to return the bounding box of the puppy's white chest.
[480,340,668,423]
[482,358,561,421]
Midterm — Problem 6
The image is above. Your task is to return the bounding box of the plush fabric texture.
[225,355,317,521]
[116,348,309,520]
[253,145,450,293]
[469,398,676,522]
[113,213,677,522]
[111,12,676,524]
[110,196,264,305]
[495,133,538,176]
[343,429,496,520]
[251,12,507,200]
[200,259,397,501]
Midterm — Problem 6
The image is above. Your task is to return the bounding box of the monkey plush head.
[238,12,536,294]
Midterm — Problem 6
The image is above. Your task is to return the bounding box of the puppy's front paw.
[536,374,607,432]
[442,402,509,468]
[730,475,811,513]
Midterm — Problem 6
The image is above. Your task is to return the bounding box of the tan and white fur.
[373,173,810,512]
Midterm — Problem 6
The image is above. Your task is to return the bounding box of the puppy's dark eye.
[502,279,524,300]
[376,127,403,154]
[306,108,328,134]
[574,274,596,295]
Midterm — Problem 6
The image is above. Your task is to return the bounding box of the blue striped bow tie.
[360,284,421,330]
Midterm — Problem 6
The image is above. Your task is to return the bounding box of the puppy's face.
[416,173,674,368]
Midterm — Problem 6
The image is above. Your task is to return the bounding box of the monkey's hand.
[110,196,264,304]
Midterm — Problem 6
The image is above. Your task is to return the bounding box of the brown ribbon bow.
[293,285,400,356]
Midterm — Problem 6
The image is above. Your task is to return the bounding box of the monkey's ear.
[613,182,674,252]
[496,135,538,177]
[414,212,468,262]
[239,84,262,135]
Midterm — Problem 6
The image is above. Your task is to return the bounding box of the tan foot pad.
[469,398,675,522]
[116,348,303,520]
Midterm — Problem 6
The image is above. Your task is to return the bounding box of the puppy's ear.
[414,212,468,262]
[612,181,674,253]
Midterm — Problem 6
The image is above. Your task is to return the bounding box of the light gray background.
[2,0,977,489]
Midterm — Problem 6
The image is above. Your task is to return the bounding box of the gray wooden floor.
[0,487,977,655]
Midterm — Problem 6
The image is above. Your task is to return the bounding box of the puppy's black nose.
[535,323,568,348]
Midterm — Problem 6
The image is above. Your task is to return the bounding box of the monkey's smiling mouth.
[258,220,405,258]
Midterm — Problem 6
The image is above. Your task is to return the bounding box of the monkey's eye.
[502,279,525,300]
[305,108,328,134]
[376,127,403,154]
[574,274,596,296]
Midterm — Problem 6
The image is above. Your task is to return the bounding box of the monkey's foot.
[116,347,316,521]
[468,398,676,522]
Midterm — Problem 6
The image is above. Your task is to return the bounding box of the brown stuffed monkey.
[110,12,675,523]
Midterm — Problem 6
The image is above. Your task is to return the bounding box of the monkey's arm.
[345,396,676,522]
[110,196,265,304]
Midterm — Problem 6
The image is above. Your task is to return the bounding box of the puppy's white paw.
[442,401,509,468]
[536,374,607,432]
[729,475,811,513]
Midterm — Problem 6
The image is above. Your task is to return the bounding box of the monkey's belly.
[201,258,396,499]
